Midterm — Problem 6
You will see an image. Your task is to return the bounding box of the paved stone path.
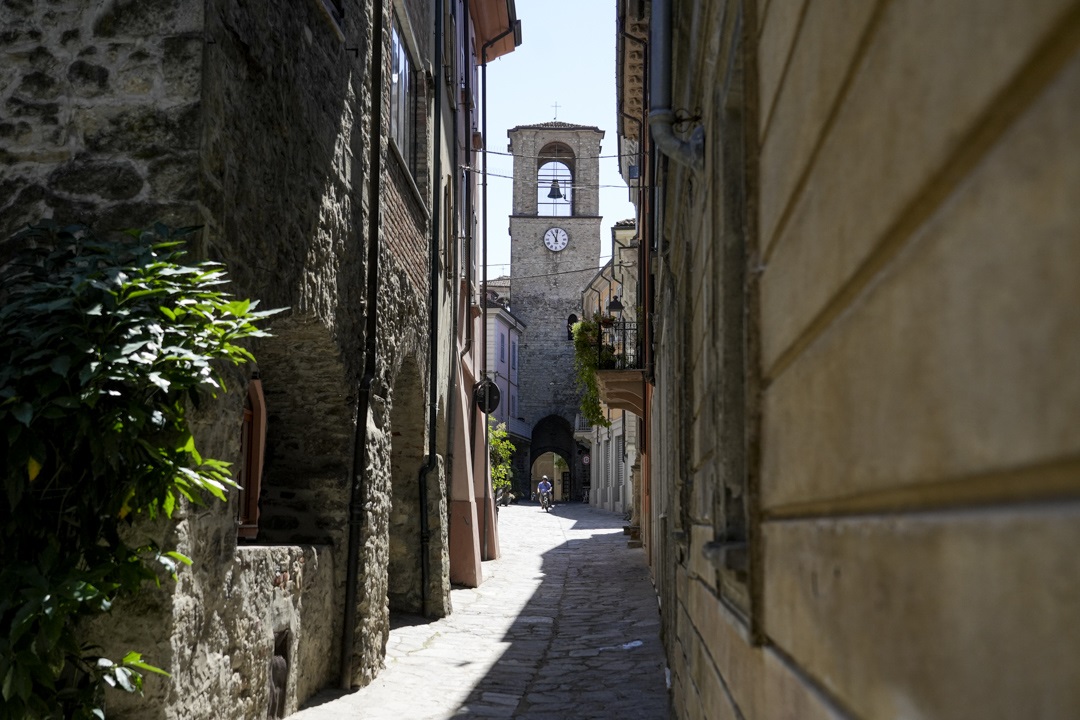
[292,502,671,719]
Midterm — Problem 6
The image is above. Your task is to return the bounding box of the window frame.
[236,378,267,540]
[390,15,418,177]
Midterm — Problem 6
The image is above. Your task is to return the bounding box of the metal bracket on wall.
[702,539,748,575]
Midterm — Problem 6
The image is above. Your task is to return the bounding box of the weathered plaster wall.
[652,0,1080,718]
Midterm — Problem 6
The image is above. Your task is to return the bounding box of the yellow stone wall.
[658,0,1080,717]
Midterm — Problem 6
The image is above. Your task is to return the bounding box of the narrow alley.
[292,502,670,720]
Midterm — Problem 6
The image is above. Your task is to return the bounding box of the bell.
[547,179,563,199]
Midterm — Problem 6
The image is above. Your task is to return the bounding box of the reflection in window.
[390,18,416,175]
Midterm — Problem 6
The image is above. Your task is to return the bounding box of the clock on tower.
[543,227,569,251]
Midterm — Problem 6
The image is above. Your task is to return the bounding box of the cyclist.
[537,476,553,510]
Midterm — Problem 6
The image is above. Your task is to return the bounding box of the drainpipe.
[648,0,704,173]
[461,0,475,360]
[341,0,385,689]
[416,0,445,618]
[445,0,467,528]
[480,16,519,559]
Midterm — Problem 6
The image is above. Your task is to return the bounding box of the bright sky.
[482,0,636,280]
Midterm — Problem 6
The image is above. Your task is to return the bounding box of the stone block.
[93,0,204,38]
[762,52,1080,508]
[15,70,59,100]
[47,160,144,200]
[82,102,201,158]
[763,507,1080,718]
[760,0,1076,372]
[678,574,843,719]
[67,59,111,96]
[147,153,199,200]
[163,34,203,97]
[757,0,877,255]
[756,0,807,136]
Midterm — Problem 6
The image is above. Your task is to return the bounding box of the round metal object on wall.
[474,379,501,414]
[581,454,591,466]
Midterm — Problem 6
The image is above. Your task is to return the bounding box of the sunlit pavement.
[292,502,671,719]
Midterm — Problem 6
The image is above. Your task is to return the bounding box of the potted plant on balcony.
[571,317,612,428]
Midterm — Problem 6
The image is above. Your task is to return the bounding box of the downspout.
[445,0,467,531]
[648,0,704,172]
[480,16,518,560]
[417,0,445,618]
[461,0,474,360]
[341,0,386,689]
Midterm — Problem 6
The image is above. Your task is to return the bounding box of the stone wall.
[3,0,455,714]
[0,0,205,236]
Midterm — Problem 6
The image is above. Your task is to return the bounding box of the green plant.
[0,222,280,719]
[488,418,515,491]
[571,317,612,428]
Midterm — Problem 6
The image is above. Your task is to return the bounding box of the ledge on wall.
[595,369,645,416]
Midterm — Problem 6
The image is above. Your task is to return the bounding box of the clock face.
[544,227,569,252]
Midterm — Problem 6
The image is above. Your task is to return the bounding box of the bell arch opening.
[537,141,575,216]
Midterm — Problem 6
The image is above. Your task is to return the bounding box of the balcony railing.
[591,320,646,417]
[596,321,644,371]
[574,414,592,433]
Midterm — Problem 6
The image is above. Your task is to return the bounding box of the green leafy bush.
[571,317,612,428]
[488,419,515,492]
[0,222,280,719]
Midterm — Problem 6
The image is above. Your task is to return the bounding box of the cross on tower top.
[552,101,560,119]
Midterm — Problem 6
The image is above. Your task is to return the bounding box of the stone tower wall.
[508,124,603,491]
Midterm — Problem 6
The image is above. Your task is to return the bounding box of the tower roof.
[508,120,604,134]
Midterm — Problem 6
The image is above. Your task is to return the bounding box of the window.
[510,392,517,419]
[318,0,345,32]
[567,314,578,341]
[511,339,517,370]
[236,377,267,539]
[537,142,575,216]
[499,332,506,363]
[390,18,416,175]
[617,435,625,480]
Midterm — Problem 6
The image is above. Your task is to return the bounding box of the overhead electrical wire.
[477,262,634,282]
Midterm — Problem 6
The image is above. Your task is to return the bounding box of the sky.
[481,0,636,280]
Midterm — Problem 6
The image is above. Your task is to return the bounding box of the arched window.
[236,376,267,539]
[567,313,578,340]
[537,142,575,217]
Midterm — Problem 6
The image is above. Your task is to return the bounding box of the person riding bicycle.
[537,476,553,508]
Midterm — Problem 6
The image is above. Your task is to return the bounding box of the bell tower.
[507,121,605,501]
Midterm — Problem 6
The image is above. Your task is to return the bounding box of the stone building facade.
[1,0,519,715]
[582,219,640,518]
[616,0,1080,717]
[507,121,603,501]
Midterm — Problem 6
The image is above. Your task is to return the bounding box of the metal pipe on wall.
[648,0,703,172]
[416,0,446,619]
[341,0,386,689]
[479,17,518,559]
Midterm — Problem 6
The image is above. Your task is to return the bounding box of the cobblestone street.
[293,502,670,720]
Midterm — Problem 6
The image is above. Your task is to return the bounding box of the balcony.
[573,413,593,440]
[594,321,645,416]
